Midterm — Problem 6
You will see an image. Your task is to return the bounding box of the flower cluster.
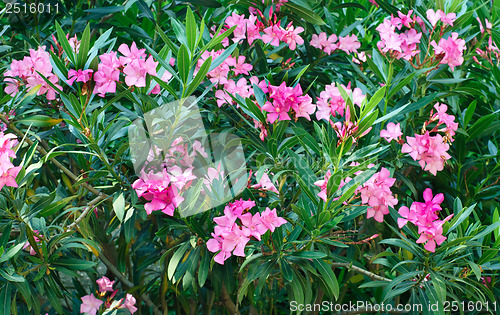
[4,46,62,100]
[197,50,253,87]
[375,9,465,71]
[207,199,287,264]
[132,167,192,216]
[0,132,21,190]
[359,167,398,222]
[431,32,466,71]
[80,276,137,315]
[310,32,361,55]
[262,82,315,123]
[398,188,453,252]
[315,165,397,222]
[401,103,457,175]
[316,82,365,121]
[219,11,305,50]
[132,138,210,215]
[93,42,160,96]
[375,10,424,61]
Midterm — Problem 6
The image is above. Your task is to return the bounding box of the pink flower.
[228,56,253,76]
[292,94,316,121]
[118,42,147,65]
[207,200,286,264]
[240,212,268,240]
[337,34,361,54]
[262,25,284,46]
[67,69,93,86]
[359,167,398,222]
[251,172,279,194]
[246,14,263,45]
[402,132,451,175]
[262,99,291,123]
[314,170,332,202]
[259,208,287,232]
[123,56,158,88]
[121,293,137,314]
[431,32,466,71]
[282,25,304,50]
[80,294,103,315]
[225,12,248,43]
[416,220,447,252]
[93,63,120,97]
[398,188,453,252]
[380,122,402,142]
[132,168,186,216]
[426,9,442,27]
[3,46,61,100]
[96,276,114,293]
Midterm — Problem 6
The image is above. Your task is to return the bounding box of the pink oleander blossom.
[251,171,279,194]
[431,32,466,71]
[401,132,451,175]
[121,294,137,314]
[398,188,452,252]
[337,34,361,54]
[380,122,402,142]
[359,167,398,222]
[96,276,114,293]
[67,69,93,86]
[3,46,62,100]
[207,200,286,264]
[80,294,103,315]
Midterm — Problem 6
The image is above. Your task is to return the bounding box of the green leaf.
[291,251,327,259]
[198,251,209,287]
[113,192,126,222]
[17,115,63,127]
[361,86,386,119]
[0,243,25,263]
[185,56,211,98]
[186,7,197,53]
[55,21,75,65]
[387,73,415,99]
[184,0,221,7]
[178,44,190,84]
[283,3,325,25]
[168,242,190,280]
[466,113,496,142]
[77,24,91,69]
[493,208,500,239]
[313,259,339,299]
[0,283,11,315]
[280,259,294,282]
[447,204,475,235]
[136,0,155,21]
[53,258,97,270]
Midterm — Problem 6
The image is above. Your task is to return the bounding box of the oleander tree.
[0,0,499,314]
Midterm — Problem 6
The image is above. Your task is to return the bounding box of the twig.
[66,193,108,230]
[220,283,240,315]
[99,254,163,315]
[331,262,390,282]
